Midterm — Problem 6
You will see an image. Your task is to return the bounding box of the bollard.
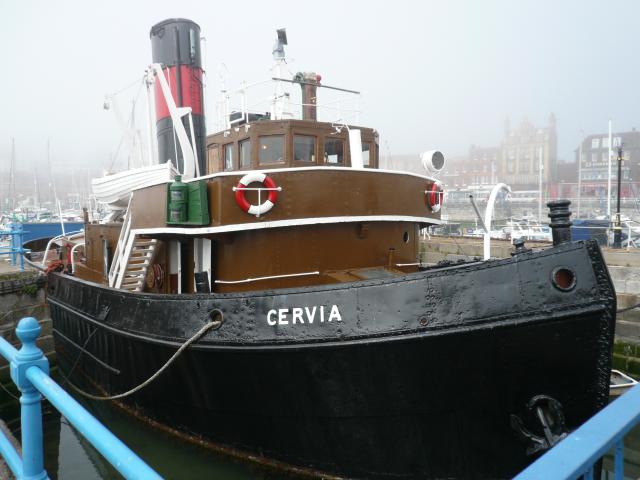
[10,317,49,480]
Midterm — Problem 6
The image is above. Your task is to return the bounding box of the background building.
[576,129,640,196]
[501,114,557,189]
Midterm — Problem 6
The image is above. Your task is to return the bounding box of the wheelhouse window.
[223,143,234,170]
[294,135,315,162]
[239,138,251,168]
[259,135,285,164]
[362,142,371,167]
[324,138,344,164]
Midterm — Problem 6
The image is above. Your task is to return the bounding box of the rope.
[617,303,640,314]
[58,316,222,401]
[59,327,98,388]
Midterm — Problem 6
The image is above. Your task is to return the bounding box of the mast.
[538,146,543,223]
[9,138,16,214]
[33,170,40,212]
[607,119,612,219]
[47,139,59,207]
[577,132,582,217]
[271,29,292,120]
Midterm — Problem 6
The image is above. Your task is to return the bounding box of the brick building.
[575,129,640,197]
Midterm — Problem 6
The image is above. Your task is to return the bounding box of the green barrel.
[168,175,189,223]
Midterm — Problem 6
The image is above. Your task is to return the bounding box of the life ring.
[428,182,444,213]
[234,172,280,216]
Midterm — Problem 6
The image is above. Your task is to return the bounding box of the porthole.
[403,231,410,244]
[551,267,576,292]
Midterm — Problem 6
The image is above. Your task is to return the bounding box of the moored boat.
[43,20,616,479]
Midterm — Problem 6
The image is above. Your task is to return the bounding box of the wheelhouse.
[206,119,379,173]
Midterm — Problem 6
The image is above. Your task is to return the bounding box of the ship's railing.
[40,230,84,269]
[0,223,30,271]
[0,317,162,479]
[514,382,640,480]
[216,77,362,131]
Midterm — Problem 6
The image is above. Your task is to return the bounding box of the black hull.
[47,240,616,479]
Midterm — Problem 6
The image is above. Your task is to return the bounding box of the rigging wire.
[107,79,146,172]
[109,75,145,97]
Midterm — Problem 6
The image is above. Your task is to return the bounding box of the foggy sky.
[2,0,640,174]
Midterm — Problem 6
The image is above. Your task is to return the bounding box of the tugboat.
[42,19,616,479]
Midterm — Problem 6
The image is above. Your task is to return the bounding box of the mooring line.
[58,314,222,401]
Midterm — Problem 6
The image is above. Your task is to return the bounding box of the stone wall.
[0,272,54,383]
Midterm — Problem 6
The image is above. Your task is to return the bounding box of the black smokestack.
[150,18,206,176]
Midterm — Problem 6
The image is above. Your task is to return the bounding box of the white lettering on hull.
[267,305,342,326]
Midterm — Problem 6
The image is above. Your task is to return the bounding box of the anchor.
[511,395,569,456]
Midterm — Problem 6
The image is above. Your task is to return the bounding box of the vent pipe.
[294,72,321,121]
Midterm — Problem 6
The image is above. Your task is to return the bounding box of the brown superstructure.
[73,118,443,294]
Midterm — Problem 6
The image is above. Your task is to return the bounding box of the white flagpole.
[607,119,612,219]
[538,146,543,223]
[577,131,583,217]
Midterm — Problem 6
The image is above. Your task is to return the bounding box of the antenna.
[273,28,287,60]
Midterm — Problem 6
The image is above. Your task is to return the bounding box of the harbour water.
[3,376,640,479]
[2,372,296,480]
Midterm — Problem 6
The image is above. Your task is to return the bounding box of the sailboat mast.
[9,138,16,214]
[47,139,59,205]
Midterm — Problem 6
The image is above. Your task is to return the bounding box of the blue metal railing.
[0,317,162,479]
[515,382,640,480]
[0,223,29,271]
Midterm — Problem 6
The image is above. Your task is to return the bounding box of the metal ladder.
[118,237,158,291]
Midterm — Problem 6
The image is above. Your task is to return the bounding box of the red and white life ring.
[428,182,444,213]
[234,172,280,217]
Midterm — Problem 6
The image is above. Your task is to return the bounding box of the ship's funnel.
[150,18,206,176]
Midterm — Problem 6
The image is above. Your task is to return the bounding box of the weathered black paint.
[47,240,615,479]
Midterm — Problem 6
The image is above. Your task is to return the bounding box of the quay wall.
[0,271,54,405]
[421,236,640,378]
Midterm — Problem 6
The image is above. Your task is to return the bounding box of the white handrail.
[108,195,133,287]
[70,242,85,273]
[41,230,84,267]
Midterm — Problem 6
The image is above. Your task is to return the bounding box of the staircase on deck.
[108,195,157,292]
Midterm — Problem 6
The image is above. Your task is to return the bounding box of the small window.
[324,138,344,164]
[294,135,315,162]
[613,136,622,147]
[259,135,285,164]
[362,142,371,166]
[223,143,234,170]
[591,138,600,149]
[239,139,251,168]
